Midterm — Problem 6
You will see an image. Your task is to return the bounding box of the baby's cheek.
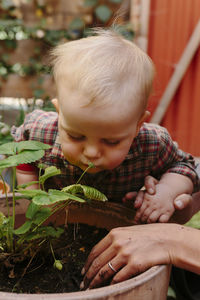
[61,144,79,160]
[106,152,126,169]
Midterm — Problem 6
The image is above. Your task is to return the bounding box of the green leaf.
[16,141,51,153]
[49,190,86,203]
[84,0,98,7]
[39,166,61,185]
[17,189,47,199]
[25,226,64,240]
[32,189,86,205]
[0,150,44,168]
[17,181,39,189]
[14,220,32,235]
[26,202,40,219]
[0,141,50,155]
[167,286,176,298]
[32,193,51,205]
[62,184,108,201]
[68,18,85,30]
[186,211,200,229]
[0,142,17,155]
[95,5,112,23]
[108,0,122,3]
[32,207,52,225]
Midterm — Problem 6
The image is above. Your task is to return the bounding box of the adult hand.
[80,223,173,289]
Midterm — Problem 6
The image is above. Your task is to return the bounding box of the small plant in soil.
[0,140,107,292]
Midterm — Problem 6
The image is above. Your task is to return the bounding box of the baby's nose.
[83,144,100,158]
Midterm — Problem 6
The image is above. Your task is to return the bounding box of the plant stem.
[12,166,16,229]
[49,241,56,261]
[76,162,95,184]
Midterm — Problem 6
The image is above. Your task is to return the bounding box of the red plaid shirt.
[12,110,199,203]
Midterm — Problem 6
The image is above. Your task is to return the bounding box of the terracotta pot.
[0,195,171,300]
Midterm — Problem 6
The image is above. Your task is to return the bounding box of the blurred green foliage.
[0,0,134,100]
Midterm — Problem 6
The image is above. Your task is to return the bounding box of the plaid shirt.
[12,109,199,203]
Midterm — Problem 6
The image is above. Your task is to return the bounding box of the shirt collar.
[49,133,65,159]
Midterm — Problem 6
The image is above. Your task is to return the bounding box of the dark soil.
[0,223,108,294]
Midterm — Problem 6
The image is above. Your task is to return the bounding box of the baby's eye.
[103,139,120,146]
[67,133,85,141]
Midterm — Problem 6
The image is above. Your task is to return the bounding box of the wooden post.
[130,0,151,51]
[150,19,200,124]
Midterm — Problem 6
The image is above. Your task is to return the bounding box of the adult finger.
[82,244,116,289]
[87,257,125,289]
[82,234,112,275]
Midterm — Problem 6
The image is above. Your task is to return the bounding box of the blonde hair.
[51,29,155,112]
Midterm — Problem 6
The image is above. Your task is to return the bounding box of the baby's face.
[56,91,144,174]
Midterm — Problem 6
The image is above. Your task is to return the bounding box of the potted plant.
[0,140,171,300]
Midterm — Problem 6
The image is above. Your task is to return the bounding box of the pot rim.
[0,265,169,299]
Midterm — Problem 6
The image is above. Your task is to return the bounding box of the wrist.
[168,224,200,274]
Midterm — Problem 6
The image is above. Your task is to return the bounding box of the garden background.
[0,0,200,156]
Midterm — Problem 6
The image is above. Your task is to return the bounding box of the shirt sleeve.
[11,110,54,171]
[152,127,199,192]
[11,110,43,142]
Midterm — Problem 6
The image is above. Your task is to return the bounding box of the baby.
[12,29,199,224]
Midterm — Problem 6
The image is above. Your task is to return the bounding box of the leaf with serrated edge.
[32,189,85,205]
[39,166,61,185]
[0,150,44,168]
[0,142,17,155]
[0,141,50,155]
[16,141,51,153]
[62,184,107,201]
[17,189,47,198]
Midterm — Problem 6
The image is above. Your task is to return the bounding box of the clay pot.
[0,195,171,300]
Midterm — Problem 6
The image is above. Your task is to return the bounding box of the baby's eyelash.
[103,139,120,145]
[67,133,85,141]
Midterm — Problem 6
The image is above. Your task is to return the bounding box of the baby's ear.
[51,98,59,113]
[136,111,150,135]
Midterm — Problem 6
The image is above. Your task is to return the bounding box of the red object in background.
[147,0,200,156]
[16,164,37,172]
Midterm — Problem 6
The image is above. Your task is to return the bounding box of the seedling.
[0,140,107,271]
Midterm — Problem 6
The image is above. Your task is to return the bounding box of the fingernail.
[80,281,84,290]
[81,267,85,275]
[175,200,183,209]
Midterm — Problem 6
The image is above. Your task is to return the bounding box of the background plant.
[0,0,134,100]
